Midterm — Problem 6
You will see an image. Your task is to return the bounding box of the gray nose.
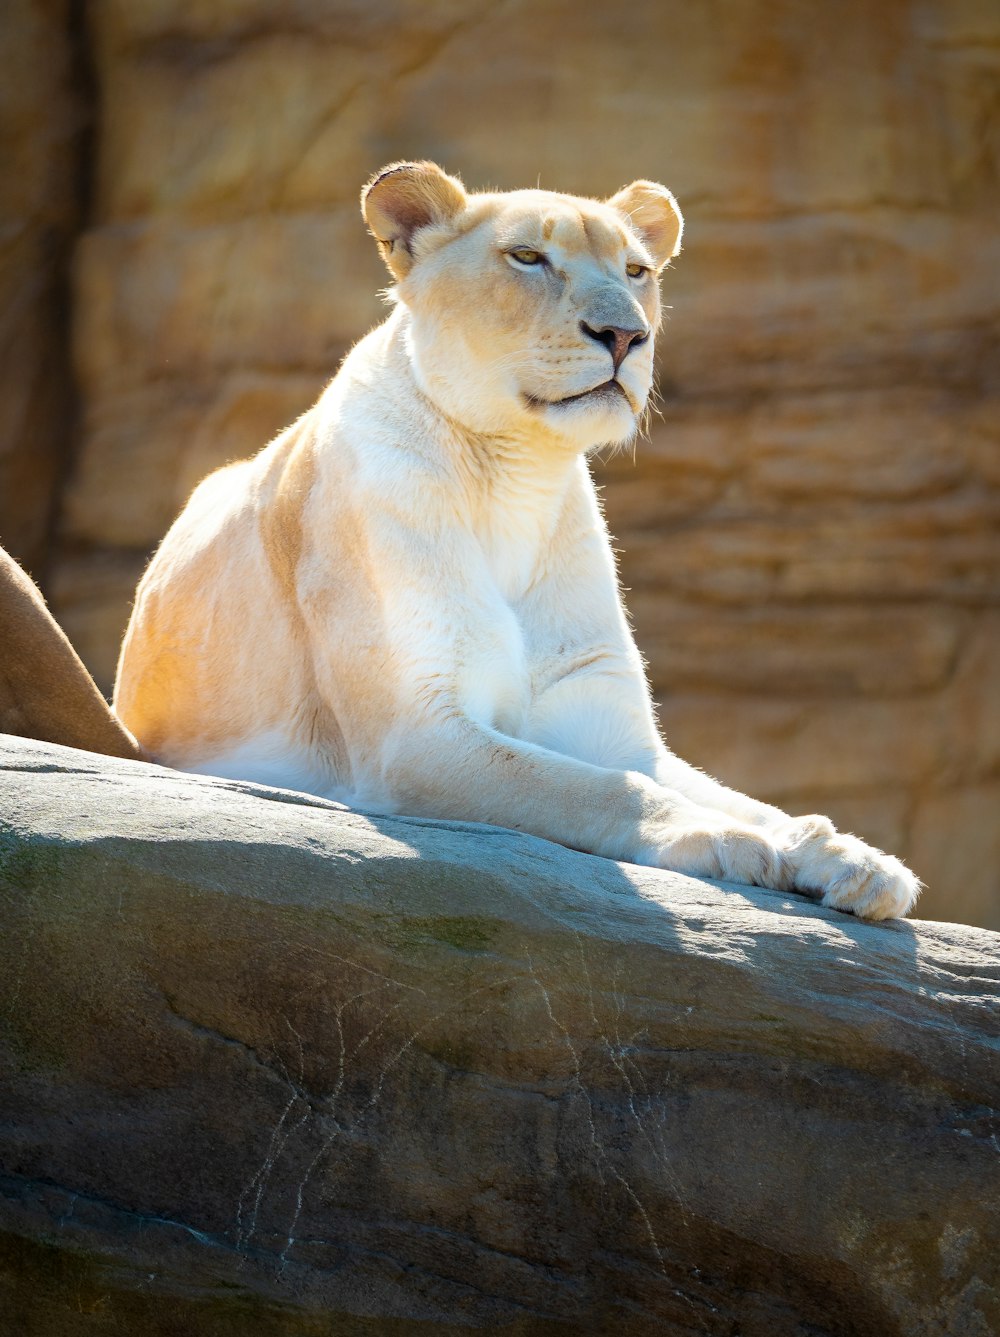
[580,319,649,372]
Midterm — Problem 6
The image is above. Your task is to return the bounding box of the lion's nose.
[580,320,649,372]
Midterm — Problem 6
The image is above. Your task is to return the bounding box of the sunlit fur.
[115,163,920,921]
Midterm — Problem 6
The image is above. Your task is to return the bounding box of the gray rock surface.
[0,733,997,1335]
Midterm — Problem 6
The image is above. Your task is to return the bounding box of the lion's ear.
[362,161,468,279]
[607,180,683,271]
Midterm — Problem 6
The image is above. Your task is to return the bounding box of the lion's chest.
[457,598,529,736]
[455,534,543,738]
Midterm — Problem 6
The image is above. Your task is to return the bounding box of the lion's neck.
[469,446,583,600]
[355,309,586,598]
[395,306,577,466]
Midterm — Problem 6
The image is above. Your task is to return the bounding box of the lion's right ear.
[362,161,467,279]
[607,180,684,271]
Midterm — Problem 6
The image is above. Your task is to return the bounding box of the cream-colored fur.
[115,162,920,920]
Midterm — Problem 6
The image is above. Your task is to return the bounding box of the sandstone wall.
[4,0,999,926]
[0,0,81,576]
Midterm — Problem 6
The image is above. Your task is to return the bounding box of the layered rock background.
[0,0,81,576]
[3,0,999,926]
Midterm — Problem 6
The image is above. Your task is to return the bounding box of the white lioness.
[115,162,919,920]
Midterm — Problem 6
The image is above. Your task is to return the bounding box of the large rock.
[1,734,997,1335]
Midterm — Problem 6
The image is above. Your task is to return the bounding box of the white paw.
[653,821,794,892]
[776,816,921,921]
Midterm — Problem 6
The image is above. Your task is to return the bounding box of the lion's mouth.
[526,380,631,411]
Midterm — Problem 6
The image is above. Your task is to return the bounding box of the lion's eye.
[509,248,544,267]
[626,262,649,280]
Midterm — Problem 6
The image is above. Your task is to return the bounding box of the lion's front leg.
[654,746,791,828]
[520,666,917,917]
[379,713,802,891]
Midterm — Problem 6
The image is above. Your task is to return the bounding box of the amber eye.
[626,262,649,280]
[509,248,544,266]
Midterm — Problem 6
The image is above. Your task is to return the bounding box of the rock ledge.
[0,735,997,1336]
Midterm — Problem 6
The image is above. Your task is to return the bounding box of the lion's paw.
[776,818,920,921]
[654,822,794,892]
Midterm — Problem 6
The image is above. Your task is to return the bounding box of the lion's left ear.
[362,161,468,280]
[607,180,684,271]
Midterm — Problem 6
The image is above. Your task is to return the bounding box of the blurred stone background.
[2,0,997,926]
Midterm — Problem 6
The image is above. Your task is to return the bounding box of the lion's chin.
[525,380,640,446]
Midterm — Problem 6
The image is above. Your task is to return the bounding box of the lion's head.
[362,162,683,451]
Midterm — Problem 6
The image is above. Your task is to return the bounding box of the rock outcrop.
[1,735,997,1335]
[0,546,144,760]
